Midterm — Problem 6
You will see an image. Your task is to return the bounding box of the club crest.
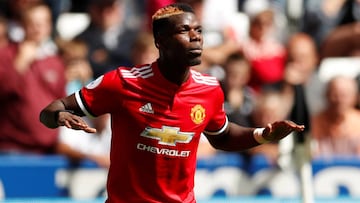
[190,104,205,124]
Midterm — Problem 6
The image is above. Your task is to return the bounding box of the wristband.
[253,128,269,144]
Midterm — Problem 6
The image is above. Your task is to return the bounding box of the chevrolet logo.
[141,126,194,146]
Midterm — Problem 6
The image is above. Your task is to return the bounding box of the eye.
[179,28,188,33]
[176,26,189,34]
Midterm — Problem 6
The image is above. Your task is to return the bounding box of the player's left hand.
[262,120,305,142]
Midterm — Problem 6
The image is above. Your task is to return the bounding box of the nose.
[189,29,201,41]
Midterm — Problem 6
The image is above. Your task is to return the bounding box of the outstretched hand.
[57,111,97,133]
[262,120,305,142]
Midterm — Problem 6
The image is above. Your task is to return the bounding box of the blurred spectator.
[259,33,325,170]
[57,38,93,94]
[74,0,139,78]
[0,0,42,42]
[247,90,291,164]
[57,38,111,167]
[265,32,326,118]
[300,0,359,50]
[242,0,289,43]
[239,1,287,92]
[321,21,360,58]
[201,0,247,47]
[222,53,256,127]
[273,33,325,137]
[130,31,158,66]
[200,30,240,76]
[190,0,242,76]
[311,75,360,157]
[0,2,66,154]
[0,0,62,42]
[267,32,325,172]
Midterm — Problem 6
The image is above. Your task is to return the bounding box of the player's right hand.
[57,111,97,133]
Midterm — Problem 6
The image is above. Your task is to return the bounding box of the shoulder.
[190,69,220,86]
[118,64,154,79]
[91,64,153,90]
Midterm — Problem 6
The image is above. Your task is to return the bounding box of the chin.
[188,58,202,67]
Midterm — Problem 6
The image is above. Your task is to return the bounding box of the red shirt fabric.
[249,55,286,90]
[76,62,228,203]
[240,38,286,92]
[0,43,66,154]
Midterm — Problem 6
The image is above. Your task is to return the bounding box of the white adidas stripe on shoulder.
[121,65,154,79]
[190,70,219,86]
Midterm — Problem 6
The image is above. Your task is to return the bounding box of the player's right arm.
[39,94,96,133]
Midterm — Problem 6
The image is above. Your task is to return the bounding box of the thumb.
[263,123,273,140]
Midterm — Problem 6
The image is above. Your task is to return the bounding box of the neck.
[157,58,190,86]
[326,108,347,122]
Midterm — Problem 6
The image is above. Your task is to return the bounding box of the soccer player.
[40,3,304,203]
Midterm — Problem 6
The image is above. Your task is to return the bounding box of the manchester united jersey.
[75,62,228,203]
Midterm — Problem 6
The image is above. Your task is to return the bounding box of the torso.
[76,62,227,202]
[311,109,360,156]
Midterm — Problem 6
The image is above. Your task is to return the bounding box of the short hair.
[152,3,194,39]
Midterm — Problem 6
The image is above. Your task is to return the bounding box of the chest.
[320,113,360,138]
[122,86,212,131]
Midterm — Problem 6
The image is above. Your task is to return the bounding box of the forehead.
[167,12,200,28]
[23,5,51,22]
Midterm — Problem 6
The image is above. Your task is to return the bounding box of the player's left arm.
[203,83,304,151]
[205,120,305,151]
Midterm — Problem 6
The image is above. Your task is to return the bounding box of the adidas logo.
[139,103,154,114]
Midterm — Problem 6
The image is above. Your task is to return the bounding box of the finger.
[285,121,305,131]
[83,126,97,133]
[67,120,89,130]
[294,124,305,131]
[63,120,73,129]
[71,117,88,127]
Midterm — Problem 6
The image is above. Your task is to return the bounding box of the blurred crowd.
[0,0,360,170]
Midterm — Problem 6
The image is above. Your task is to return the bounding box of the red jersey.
[75,62,228,203]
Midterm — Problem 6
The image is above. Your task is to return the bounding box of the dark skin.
[40,12,304,152]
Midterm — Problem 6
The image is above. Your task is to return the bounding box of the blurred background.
[0,0,360,202]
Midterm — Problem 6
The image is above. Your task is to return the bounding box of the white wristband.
[253,128,269,144]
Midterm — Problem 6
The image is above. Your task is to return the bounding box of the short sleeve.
[203,86,228,136]
[75,69,123,117]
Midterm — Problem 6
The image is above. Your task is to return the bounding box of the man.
[0,2,66,154]
[40,3,304,203]
[74,0,139,78]
[311,75,360,156]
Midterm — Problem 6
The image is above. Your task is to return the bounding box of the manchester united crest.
[190,104,205,124]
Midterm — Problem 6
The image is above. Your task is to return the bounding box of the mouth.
[188,49,202,56]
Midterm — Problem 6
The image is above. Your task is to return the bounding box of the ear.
[154,35,165,49]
